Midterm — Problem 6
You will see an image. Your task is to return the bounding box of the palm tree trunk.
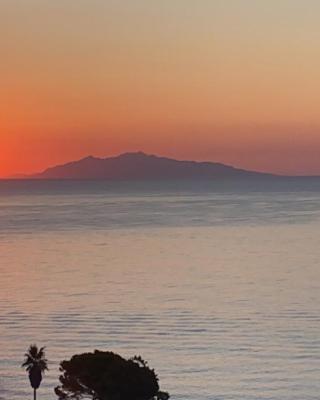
[34,388,36,400]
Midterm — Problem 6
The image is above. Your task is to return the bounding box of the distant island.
[11,152,277,180]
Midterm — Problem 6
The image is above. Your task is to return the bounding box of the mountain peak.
[117,151,152,159]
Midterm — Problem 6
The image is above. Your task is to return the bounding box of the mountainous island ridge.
[7,151,278,180]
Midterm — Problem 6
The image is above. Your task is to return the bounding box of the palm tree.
[22,344,48,400]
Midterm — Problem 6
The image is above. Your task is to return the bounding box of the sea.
[1,179,320,400]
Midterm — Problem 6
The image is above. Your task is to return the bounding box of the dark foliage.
[55,350,169,400]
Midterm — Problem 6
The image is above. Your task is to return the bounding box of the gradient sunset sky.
[2,0,320,176]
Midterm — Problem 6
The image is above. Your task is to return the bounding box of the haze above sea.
[1,179,320,400]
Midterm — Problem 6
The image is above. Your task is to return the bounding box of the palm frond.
[22,344,48,371]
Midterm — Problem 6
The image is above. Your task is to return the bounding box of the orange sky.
[2,0,320,176]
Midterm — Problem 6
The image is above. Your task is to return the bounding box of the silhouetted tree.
[22,344,48,400]
[55,350,169,400]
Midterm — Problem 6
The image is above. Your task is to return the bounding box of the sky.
[2,0,320,176]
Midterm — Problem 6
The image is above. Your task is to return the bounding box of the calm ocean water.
[1,179,320,400]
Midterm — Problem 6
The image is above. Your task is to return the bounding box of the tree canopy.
[55,350,169,400]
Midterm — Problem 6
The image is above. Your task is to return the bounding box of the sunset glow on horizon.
[2,0,320,176]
